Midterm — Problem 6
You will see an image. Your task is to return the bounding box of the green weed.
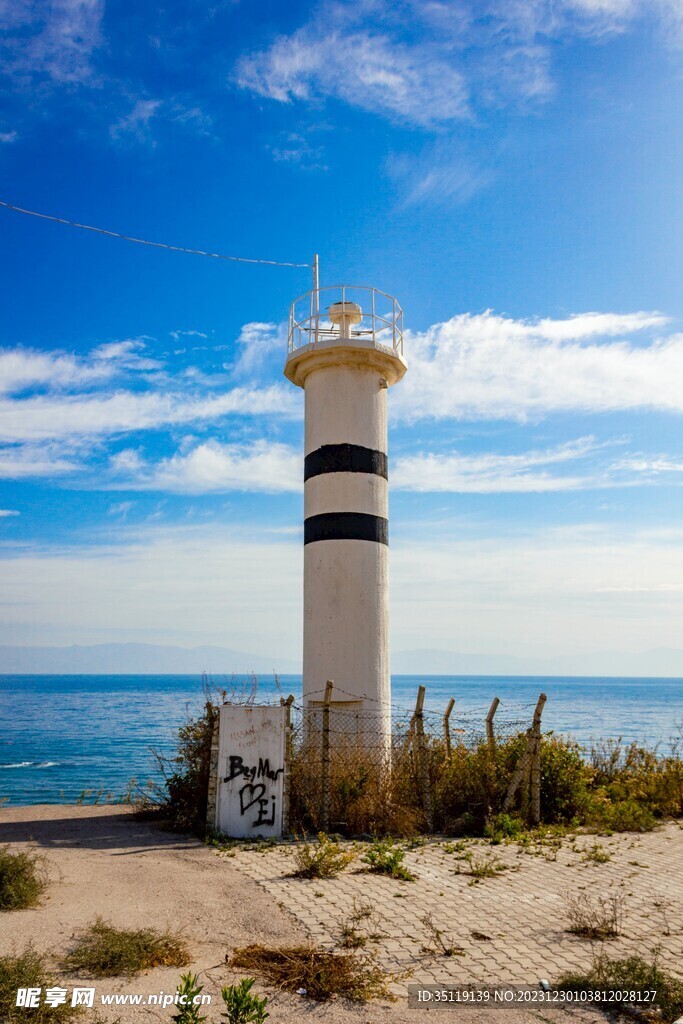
[221,978,268,1023]
[291,834,356,879]
[0,848,46,911]
[362,838,415,881]
[62,918,190,977]
[172,974,207,1023]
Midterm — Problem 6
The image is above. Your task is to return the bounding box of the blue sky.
[2,0,683,672]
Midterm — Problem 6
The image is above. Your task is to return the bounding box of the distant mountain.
[2,643,683,678]
[0,643,299,675]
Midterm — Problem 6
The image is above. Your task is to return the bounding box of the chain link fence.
[285,684,547,835]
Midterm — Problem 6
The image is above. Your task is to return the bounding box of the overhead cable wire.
[0,199,312,269]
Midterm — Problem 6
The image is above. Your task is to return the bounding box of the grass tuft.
[582,842,612,863]
[0,847,46,911]
[62,917,191,977]
[0,945,79,1022]
[457,850,508,883]
[362,838,415,881]
[558,948,683,1024]
[228,944,397,1002]
[290,833,356,879]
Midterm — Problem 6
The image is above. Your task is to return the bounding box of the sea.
[1,674,682,806]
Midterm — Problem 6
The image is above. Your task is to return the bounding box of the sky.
[1,0,683,673]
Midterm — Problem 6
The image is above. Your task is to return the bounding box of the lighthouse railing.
[288,284,404,358]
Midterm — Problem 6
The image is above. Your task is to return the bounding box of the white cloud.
[0,130,17,142]
[394,310,680,421]
[109,99,163,142]
[0,331,303,446]
[2,520,683,668]
[0,339,164,396]
[390,523,683,663]
[0,443,82,478]
[91,339,164,371]
[107,500,134,518]
[229,322,287,380]
[609,454,683,477]
[5,310,683,485]
[0,384,299,443]
[269,132,329,171]
[388,147,494,206]
[2,0,103,84]
[0,346,111,395]
[0,509,20,517]
[102,433,683,496]
[0,525,303,655]
[393,437,602,492]
[236,0,683,135]
[110,439,301,494]
[170,330,209,342]
[236,24,470,127]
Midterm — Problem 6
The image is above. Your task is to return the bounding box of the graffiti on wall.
[223,755,285,828]
[215,706,287,838]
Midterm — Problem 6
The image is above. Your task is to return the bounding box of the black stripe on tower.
[304,443,388,481]
[304,512,388,546]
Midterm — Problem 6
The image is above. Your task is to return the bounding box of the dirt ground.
[1,805,616,1023]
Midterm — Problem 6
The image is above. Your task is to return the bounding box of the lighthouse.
[284,278,407,741]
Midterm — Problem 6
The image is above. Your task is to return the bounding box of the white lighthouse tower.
[284,275,407,740]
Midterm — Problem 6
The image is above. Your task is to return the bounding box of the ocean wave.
[1,760,60,769]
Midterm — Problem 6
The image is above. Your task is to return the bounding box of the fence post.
[414,685,433,830]
[321,680,333,832]
[486,697,500,753]
[502,692,547,820]
[530,692,547,826]
[281,694,295,835]
[443,698,455,761]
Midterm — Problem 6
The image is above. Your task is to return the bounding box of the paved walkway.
[229,823,683,997]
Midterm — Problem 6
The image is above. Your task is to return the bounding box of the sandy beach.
[0,805,642,1023]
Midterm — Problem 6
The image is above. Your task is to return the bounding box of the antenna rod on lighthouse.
[312,253,319,293]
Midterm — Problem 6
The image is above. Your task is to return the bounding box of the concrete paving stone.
[233,822,683,1001]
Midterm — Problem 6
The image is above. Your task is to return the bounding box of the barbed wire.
[302,684,538,717]
[0,199,312,269]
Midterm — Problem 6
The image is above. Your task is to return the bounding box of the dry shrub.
[420,913,465,957]
[338,899,384,949]
[63,918,191,977]
[288,735,423,836]
[228,944,396,1001]
[290,726,683,836]
[564,890,624,940]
